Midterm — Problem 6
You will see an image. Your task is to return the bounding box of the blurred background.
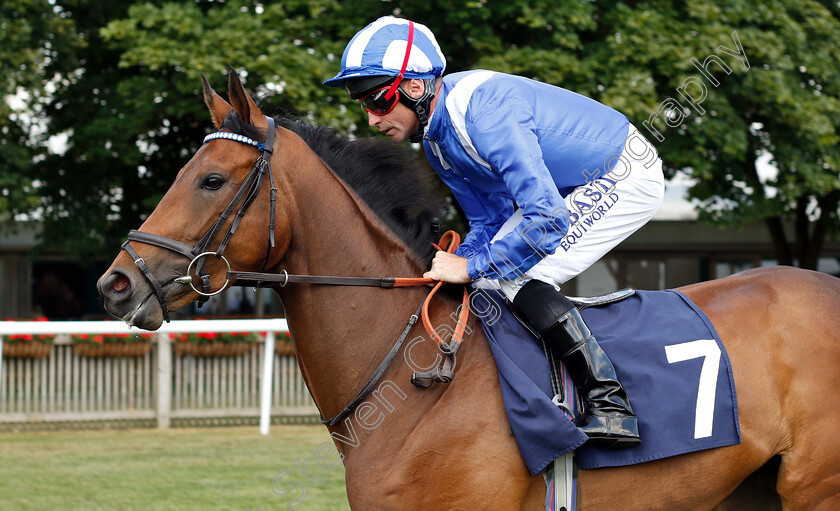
[3,0,840,320]
[2,2,839,509]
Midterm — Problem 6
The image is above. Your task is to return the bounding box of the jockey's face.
[366,79,425,143]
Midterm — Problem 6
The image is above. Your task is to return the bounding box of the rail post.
[260,331,275,435]
[157,332,172,429]
[0,335,4,399]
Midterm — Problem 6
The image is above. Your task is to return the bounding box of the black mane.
[221,112,441,264]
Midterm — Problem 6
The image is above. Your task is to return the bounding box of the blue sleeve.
[465,96,571,280]
[446,177,513,261]
[424,139,514,272]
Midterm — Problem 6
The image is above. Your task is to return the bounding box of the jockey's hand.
[423,251,471,284]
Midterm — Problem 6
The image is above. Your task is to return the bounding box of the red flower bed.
[275,331,295,356]
[2,317,56,358]
[70,332,155,358]
[3,317,56,344]
[71,332,155,345]
[172,331,259,358]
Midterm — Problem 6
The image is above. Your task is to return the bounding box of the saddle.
[474,286,741,507]
[508,289,635,511]
[506,289,636,415]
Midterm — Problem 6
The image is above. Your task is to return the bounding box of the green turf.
[0,425,350,510]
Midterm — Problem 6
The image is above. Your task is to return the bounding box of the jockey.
[324,16,665,449]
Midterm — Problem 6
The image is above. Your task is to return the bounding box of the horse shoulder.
[342,294,542,510]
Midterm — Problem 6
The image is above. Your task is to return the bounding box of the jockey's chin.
[385,127,413,143]
[368,104,420,144]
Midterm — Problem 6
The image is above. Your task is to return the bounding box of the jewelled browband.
[203,131,267,152]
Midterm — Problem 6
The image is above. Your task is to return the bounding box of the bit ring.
[181,252,231,297]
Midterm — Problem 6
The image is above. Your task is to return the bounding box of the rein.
[229,230,472,426]
[122,117,472,425]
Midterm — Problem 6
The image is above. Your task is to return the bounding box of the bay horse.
[98,69,840,510]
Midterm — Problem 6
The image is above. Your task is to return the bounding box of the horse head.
[98,67,293,330]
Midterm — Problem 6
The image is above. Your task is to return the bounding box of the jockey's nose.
[367,111,381,127]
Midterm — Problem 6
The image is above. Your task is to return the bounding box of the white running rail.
[0,319,304,435]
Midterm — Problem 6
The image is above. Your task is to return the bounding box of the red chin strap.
[384,20,414,100]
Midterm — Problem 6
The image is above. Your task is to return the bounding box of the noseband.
[121,116,278,322]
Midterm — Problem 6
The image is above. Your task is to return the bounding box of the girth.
[121,117,278,322]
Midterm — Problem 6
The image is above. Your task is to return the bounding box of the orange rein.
[393,231,471,349]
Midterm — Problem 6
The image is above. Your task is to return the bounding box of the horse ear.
[227,64,268,130]
[202,73,233,129]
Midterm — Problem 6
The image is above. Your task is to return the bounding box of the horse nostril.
[101,270,133,298]
[113,274,130,292]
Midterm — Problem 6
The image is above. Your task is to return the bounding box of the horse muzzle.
[97,265,168,330]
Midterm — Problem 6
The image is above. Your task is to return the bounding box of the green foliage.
[0,0,80,219]
[3,0,840,267]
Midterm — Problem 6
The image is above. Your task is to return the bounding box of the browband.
[203,131,267,152]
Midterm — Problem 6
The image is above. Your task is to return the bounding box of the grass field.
[0,425,350,510]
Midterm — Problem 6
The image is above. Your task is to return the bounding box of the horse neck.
[270,133,430,418]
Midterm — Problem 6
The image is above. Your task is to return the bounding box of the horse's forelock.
[220,110,265,142]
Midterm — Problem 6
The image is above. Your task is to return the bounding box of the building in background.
[0,222,284,320]
[2,210,839,319]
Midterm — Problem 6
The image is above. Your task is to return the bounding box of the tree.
[595,0,840,270]
[0,0,80,222]
[5,0,840,269]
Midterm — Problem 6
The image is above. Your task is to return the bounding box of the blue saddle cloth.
[473,288,740,474]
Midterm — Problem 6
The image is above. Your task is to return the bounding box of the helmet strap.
[402,78,437,142]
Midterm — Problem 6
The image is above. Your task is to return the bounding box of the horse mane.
[220,112,441,264]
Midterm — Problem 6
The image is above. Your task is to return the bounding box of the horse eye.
[202,176,225,191]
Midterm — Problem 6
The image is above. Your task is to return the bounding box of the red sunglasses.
[359,20,415,116]
[360,85,402,116]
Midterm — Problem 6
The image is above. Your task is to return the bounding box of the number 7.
[664,339,721,439]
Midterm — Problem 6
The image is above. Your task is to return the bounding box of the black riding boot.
[513,280,641,449]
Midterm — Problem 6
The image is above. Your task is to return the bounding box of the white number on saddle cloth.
[664,339,721,439]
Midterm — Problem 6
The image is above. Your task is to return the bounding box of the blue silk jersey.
[422,70,630,280]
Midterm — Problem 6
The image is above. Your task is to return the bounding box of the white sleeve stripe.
[428,141,451,170]
[445,71,496,170]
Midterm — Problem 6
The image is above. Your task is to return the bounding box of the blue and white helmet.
[323,16,446,89]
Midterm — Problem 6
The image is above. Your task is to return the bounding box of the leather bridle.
[121,116,278,322]
[119,116,470,422]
